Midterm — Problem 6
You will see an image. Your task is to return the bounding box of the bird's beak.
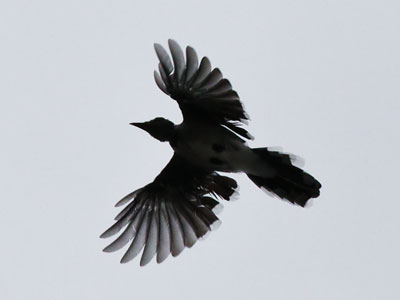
[130,122,147,130]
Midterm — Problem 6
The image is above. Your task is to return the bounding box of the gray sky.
[1,0,399,299]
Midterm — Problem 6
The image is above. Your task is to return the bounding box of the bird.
[100,39,321,266]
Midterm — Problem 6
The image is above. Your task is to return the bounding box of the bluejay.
[101,40,321,266]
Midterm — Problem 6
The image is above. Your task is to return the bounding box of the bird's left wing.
[100,154,237,266]
[153,39,252,140]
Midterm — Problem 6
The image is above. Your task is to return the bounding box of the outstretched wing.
[100,154,238,266]
[153,39,252,140]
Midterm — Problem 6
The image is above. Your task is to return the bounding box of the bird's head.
[130,117,175,142]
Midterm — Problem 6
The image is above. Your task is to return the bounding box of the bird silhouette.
[101,39,321,266]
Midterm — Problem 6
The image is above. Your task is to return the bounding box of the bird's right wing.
[153,39,253,140]
[100,154,237,266]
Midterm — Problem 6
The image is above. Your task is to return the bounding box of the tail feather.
[247,147,321,207]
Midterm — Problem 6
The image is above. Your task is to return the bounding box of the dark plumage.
[209,157,225,165]
[101,39,321,266]
[212,143,226,153]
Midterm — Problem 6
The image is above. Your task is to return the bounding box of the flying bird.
[101,39,321,266]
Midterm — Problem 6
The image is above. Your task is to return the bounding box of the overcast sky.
[1,1,399,299]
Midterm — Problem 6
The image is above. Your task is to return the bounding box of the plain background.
[1,1,399,299]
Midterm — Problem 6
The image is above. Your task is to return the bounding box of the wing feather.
[207,79,233,96]
[100,197,144,238]
[120,200,153,263]
[191,57,212,88]
[101,154,238,265]
[140,200,159,266]
[102,222,135,252]
[199,68,223,90]
[114,200,135,221]
[115,188,141,207]
[180,201,210,238]
[152,40,251,140]
[154,71,169,95]
[168,39,185,83]
[154,43,173,75]
[185,46,198,83]
[166,200,185,257]
[157,199,171,263]
[158,63,169,87]
[175,204,198,248]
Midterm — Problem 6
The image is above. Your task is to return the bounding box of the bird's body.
[101,40,322,266]
[172,121,252,173]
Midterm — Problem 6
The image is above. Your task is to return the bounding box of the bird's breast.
[172,123,251,172]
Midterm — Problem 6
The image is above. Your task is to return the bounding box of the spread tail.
[247,147,321,207]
